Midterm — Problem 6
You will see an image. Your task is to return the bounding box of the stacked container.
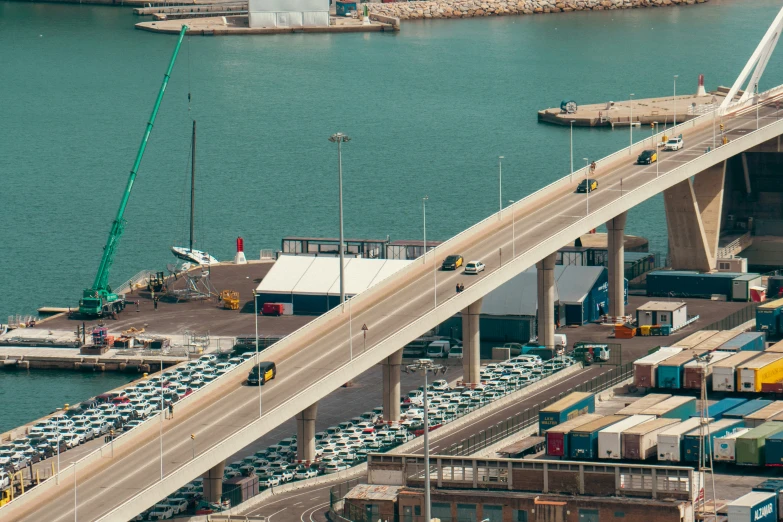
[633,348,682,388]
[736,421,783,466]
[598,415,655,460]
[689,398,747,421]
[538,392,595,433]
[738,353,783,392]
[621,418,679,460]
[727,491,778,522]
[640,395,697,420]
[569,415,627,460]
[720,332,766,352]
[681,350,734,389]
[692,330,744,351]
[714,428,752,462]
[752,480,783,520]
[756,298,783,338]
[712,351,763,392]
[657,349,709,389]
[616,394,671,416]
[743,401,783,428]
[672,330,719,349]
[765,431,783,467]
[656,417,705,462]
[545,413,603,457]
[723,399,773,420]
[681,418,743,463]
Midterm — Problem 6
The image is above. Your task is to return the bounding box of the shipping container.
[633,348,682,388]
[743,401,783,428]
[724,399,774,419]
[682,418,743,463]
[545,413,603,457]
[569,415,627,460]
[682,351,735,389]
[712,351,765,392]
[641,395,697,420]
[692,330,745,351]
[766,340,783,353]
[720,331,767,352]
[672,330,720,349]
[727,491,777,522]
[616,394,672,416]
[715,428,752,462]
[538,392,595,433]
[761,379,783,393]
[657,349,710,389]
[689,398,748,421]
[598,415,656,460]
[736,421,783,466]
[738,353,783,392]
[756,298,783,338]
[621,418,679,460]
[765,432,783,467]
[647,271,755,300]
[733,274,764,302]
[656,418,705,462]
[752,480,783,520]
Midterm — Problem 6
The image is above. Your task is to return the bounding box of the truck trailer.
[656,417,705,462]
[738,353,783,392]
[682,351,734,390]
[598,415,655,460]
[633,348,682,388]
[640,395,697,420]
[621,418,679,460]
[712,351,763,392]
[569,415,627,460]
[538,392,595,433]
[736,421,783,466]
[545,413,603,457]
[681,418,743,463]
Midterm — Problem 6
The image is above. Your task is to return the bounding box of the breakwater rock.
[368,0,706,20]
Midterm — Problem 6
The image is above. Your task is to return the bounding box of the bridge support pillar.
[606,211,627,318]
[461,298,483,385]
[203,460,226,503]
[296,402,318,463]
[382,349,402,423]
[536,253,556,351]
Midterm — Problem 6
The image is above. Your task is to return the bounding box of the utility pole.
[329,132,350,310]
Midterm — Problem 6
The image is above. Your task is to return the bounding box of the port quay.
[6,1,783,522]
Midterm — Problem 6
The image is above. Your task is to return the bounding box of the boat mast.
[189,119,196,252]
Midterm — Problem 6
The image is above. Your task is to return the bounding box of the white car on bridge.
[663,137,684,150]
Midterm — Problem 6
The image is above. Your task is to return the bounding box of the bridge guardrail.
[15,91,783,522]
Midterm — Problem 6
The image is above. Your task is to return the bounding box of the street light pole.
[498,156,504,219]
[508,200,515,258]
[654,122,660,178]
[673,75,679,129]
[583,158,590,215]
[629,94,635,151]
[569,120,575,182]
[422,196,428,263]
[403,360,446,522]
[756,82,760,130]
[254,289,261,418]
[329,132,350,310]
[160,357,164,480]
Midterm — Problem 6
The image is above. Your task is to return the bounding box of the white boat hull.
[171,246,218,265]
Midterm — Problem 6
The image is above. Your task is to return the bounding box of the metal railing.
[701,302,761,331]
[716,232,752,259]
[442,363,634,456]
[114,269,156,295]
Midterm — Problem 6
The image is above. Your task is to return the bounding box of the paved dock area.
[136,15,398,35]
[539,89,731,127]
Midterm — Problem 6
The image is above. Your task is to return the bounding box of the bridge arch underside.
[665,135,783,272]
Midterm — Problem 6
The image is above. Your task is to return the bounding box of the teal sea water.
[1,0,782,431]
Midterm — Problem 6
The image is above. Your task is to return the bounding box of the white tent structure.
[248,0,330,29]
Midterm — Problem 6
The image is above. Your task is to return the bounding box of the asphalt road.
[11,99,782,522]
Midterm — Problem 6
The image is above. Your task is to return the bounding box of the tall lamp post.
[673,75,679,129]
[422,196,428,263]
[508,200,515,258]
[653,122,659,178]
[569,120,576,182]
[329,132,350,310]
[498,156,504,219]
[253,289,261,418]
[583,158,590,214]
[402,359,447,522]
[629,93,635,150]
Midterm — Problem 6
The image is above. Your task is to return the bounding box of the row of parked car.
[199,353,577,506]
[0,352,252,488]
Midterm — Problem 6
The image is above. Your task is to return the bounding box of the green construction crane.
[79,26,188,317]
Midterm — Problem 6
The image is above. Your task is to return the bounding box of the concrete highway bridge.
[4,7,783,521]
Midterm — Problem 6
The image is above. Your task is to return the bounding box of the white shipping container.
[657,418,705,462]
[711,351,761,392]
[714,428,751,462]
[598,414,655,460]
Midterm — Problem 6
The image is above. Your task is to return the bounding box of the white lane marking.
[247,484,335,515]
[303,501,330,522]
[267,507,287,520]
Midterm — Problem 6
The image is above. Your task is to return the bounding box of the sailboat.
[171,120,219,266]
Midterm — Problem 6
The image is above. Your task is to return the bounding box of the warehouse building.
[440,265,627,343]
[254,255,410,314]
[248,0,329,29]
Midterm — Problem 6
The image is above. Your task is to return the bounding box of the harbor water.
[1,0,783,428]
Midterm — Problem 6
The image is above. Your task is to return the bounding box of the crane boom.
[80,25,188,317]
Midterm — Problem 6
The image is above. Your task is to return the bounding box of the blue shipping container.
[728,492,777,522]
[756,298,783,338]
[538,392,595,433]
[723,399,774,419]
[647,271,753,300]
[682,419,743,463]
[657,351,705,389]
[720,332,766,352]
[765,431,783,467]
[689,398,748,421]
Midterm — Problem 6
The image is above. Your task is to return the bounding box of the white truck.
[426,340,455,358]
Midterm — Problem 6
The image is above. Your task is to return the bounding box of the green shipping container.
[735,421,783,466]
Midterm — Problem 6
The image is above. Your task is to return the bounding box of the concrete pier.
[606,212,627,318]
[136,14,399,35]
[461,299,482,385]
[203,460,226,503]
[381,349,403,423]
[296,403,318,463]
[536,253,556,350]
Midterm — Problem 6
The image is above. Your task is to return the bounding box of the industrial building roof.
[636,301,686,312]
[255,255,411,297]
